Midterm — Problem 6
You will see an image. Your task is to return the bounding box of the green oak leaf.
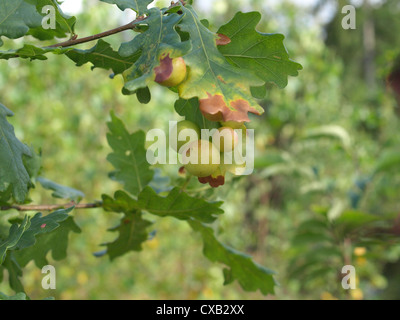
[0,216,30,264]
[0,207,74,264]
[107,111,154,196]
[250,85,268,99]
[217,12,302,91]
[37,177,85,203]
[0,207,15,240]
[23,146,42,180]
[0,291,27,300]
[137,187,224,223]
[100,0,153,15]
[0,44,71,60]
[66,39,140,75]
[177,5,264,123]
[174,98,219,130]
[15,216,81,268]
[189,220,276,295]
[103,187,224,224]
[335,210,382,233]
[101,188,275,294]
[136,86,151,104]
[0,0,43,46]
[0,253,24,293]
[99,190,153,260]
[119,8,191,94]
[28,0,76,41]
[101,211,153,260]
[373,150,400,174]
[0,186,13,205]
[0,104,32,203]
[302,125,351,151]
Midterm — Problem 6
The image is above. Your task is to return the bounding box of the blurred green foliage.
[1,0,400,300]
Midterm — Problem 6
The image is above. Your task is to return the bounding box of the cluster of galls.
[153,55,246,188]
[172,120,245,188]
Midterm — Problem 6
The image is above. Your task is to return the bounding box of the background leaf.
[174,98,219,130]
[0,291,27,300]
[217,11,302,90]
[335,210,383,232]
[189,220,276,295]
[100,210,152,260]
[0,44,71,60]
[0,216,30,264]
[15,216,81,268]
[106,111,154,196]
[0,207,74,264]
[373,150,400,174]
[0,253,23,292]
[103,187,224,224]
[66,39,140,75]
[0,104,32,203]
[302,125,352,150]
[28,0,76,41]
[37,177,84,202]
[23,146,41,181]
[0,0,42,46]
[100,0,153,15]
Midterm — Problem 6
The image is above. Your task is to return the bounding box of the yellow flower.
[351,289,364,300]
[145,237,159,250]
[320,292,338,300]
[77,271,89,285]
[202,287,214,299]
[354,247,367,256]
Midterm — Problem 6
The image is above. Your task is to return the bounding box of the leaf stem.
[180,176,192,192]
[47,17,147,48]
[46,0,187,49]
[0,202,102,212]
